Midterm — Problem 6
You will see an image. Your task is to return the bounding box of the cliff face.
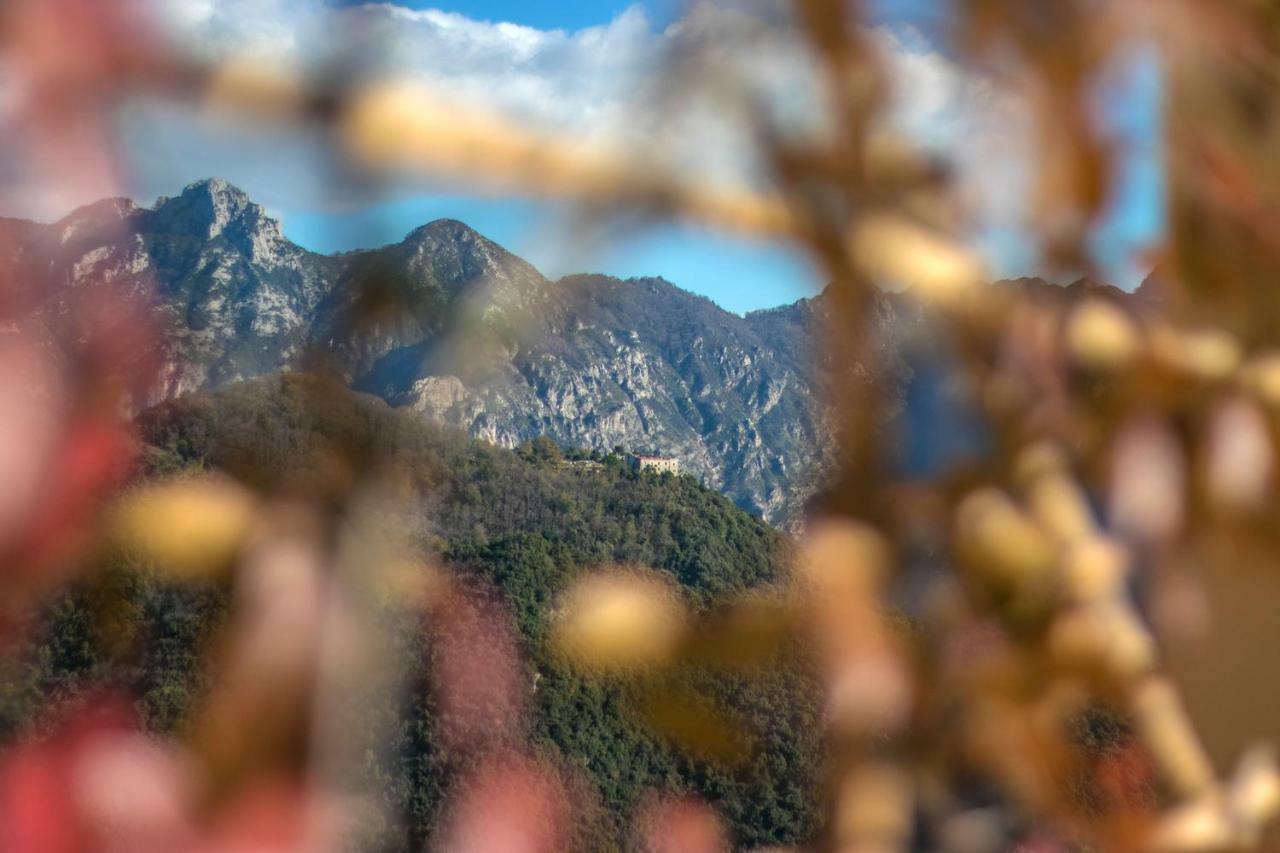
[5,179,839,524]
[386,272,835,523]
[4,179,339,401]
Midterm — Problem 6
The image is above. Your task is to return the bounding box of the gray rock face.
[4,179,339,402]
[4,179,840,524]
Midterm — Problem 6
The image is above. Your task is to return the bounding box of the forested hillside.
[0,374,824,850]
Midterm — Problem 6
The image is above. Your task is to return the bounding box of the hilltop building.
[630,454,681,475]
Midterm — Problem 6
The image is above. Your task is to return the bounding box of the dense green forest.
[0,374,824,850]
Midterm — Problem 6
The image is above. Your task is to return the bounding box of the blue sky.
[282,1,1096,316]
[324,0,683,30]
[11,0,1164,314]
[292,1,1164,310]
[323,0,948,32]
[1090,46,1164,291]
[284,193,821,314]
[303,0,825,315]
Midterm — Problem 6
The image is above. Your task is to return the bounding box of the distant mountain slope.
[3,179,833,524]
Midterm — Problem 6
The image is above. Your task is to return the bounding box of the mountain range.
[2,178,1151,525]
[2,179,849,524]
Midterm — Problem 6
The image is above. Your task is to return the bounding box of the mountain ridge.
[5,179,836,523]
[6,178,1148,525]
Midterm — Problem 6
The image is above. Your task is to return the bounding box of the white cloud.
[872,25,1036,274]
[155,0,662,140]
[0,0,1024,265]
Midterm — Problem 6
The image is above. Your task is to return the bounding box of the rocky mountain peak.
[153,178,276,242]
[54,197,141,245]
[395,217,545,302]
[402,218,516,265]
[403,217,481,243]
[183,176,249,208]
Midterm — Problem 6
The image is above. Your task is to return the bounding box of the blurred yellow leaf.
[551,568,687,674]
[851,215,984,304]
[112,475,257,580]
[1065,298,1141,372]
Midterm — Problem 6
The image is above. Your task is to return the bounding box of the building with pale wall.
[632,455,680,475]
